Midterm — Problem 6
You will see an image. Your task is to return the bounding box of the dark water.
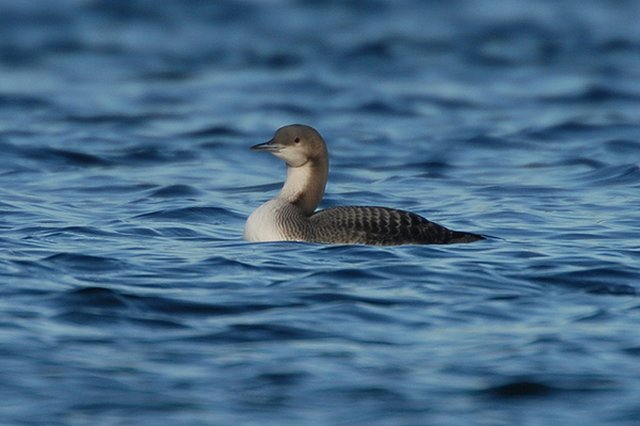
[2,0,640,424]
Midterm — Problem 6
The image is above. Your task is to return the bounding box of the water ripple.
[2,1,640,425]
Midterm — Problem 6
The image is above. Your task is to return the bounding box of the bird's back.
[310,206,483,245]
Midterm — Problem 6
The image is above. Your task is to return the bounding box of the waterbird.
[244,124,484,245]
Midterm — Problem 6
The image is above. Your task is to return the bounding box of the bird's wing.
[310,206,482,245]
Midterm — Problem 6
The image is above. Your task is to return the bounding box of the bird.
[243,124,483,245]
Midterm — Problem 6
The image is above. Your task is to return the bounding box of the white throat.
[278,162,326,215]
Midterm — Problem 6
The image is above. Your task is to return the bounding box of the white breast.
[243,199,287,242]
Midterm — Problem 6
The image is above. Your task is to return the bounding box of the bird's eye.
[294,137,300,144]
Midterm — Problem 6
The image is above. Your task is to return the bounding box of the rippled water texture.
[1,0,640,424]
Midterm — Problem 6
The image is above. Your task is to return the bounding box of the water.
[1,0,640,424]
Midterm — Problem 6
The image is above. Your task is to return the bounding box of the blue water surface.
[1,0,640,425]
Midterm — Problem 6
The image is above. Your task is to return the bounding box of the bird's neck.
[278,158,328,216]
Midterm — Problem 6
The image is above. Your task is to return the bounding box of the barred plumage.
[310,206,482,245]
